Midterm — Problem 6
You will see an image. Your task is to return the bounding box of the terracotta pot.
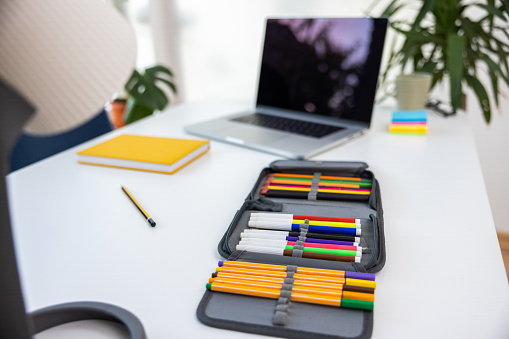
[110,99,127,128]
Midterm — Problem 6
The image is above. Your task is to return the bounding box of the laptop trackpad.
[220,124,286,144]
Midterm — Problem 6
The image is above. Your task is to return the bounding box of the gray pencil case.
[197,160,386,339]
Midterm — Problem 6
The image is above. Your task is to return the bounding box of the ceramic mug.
[395,73,432,110]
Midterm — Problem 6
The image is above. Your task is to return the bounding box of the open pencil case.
[197,160,386,339]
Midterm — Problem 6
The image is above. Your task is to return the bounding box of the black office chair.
[1,77,146,339]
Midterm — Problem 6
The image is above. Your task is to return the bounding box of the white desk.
[7,100,509,338]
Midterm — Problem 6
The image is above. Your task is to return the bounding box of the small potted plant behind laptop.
[123,65,178,125]
[370,0,509,123]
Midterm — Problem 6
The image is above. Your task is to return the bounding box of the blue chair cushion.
[10,110,112,172]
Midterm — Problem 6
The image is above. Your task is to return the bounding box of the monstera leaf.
[123,65,177,124]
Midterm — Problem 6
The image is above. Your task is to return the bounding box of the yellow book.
[77,134,210,174]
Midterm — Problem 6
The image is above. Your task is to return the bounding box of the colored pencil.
[240,232,358,246]
[218,260,375,281]
[268,178,362,188]
[241,228,360,243]
[269,173,371,182]
[267,177,373,189]
[263,189,370,201]
[262,184,371,194]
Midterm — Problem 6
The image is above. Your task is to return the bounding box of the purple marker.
[285,236,357,247]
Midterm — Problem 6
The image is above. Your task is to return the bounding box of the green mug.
[395,73,432,110]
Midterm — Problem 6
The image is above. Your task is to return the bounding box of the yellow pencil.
[121,185,156,227]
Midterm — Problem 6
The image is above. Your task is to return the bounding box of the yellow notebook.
[77,134,210,174]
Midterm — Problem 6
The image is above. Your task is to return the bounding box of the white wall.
[468,82,509,233]
[143,0,509,232]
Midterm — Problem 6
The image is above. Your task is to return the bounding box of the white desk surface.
[7,100,509,338]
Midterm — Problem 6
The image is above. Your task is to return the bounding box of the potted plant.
[370,0,509,123]
[123,65,177,124]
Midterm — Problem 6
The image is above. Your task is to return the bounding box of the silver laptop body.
[185,18,388,159]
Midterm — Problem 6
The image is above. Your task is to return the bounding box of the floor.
[497,232,509,282]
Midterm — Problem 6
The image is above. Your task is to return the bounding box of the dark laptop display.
[259,18,385,121]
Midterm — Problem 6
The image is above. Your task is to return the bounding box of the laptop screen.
[256,18,388,124]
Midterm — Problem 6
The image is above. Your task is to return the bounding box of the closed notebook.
[77,134,210,174]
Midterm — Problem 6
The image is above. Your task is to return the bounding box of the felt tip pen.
[249,223,361,236]
[209,276,348,292]
[238,238,362,251]
[248,219,360,228]
[121,186,156,227]
[237,241,362,257]
[240,232,358,246]
[206,282,374,310]
[208,277,348,298]
[213,268,376,290]
[241,228,361,243]
[215,266,347,284]
[250,213,361,224]
[235,244,362,263]
[217,260,375,281]
[249,217,361,227]
[208,277,375,302]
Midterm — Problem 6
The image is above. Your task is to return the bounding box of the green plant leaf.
[145,65,174,77]
[412,0,435,29]
[475,3,507,21]
[123,97,154,125]
[465,73,491,123]
[420,60,438,74]
[124,64,177,113]
[379,0,404,17]
[488,66,499,107]
[446,34,465,108]
[481,53,509,85]
[501,0,509,14]
[155,78,178,94]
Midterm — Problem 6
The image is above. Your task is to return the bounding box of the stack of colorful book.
[389,110,427,135]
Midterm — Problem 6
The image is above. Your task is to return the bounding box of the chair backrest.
[9,109,112,172]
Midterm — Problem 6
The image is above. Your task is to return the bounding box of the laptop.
[185,18,388,159]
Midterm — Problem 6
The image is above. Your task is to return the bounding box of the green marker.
[285,245,361,257]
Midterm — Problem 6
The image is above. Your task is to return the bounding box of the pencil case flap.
[197,252,374,339]
[219,161,385,273]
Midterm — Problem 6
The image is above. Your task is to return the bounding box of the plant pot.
[110,98,127,128]
[123,97,155,125]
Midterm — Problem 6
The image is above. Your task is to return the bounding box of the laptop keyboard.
[231,113,344,138]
